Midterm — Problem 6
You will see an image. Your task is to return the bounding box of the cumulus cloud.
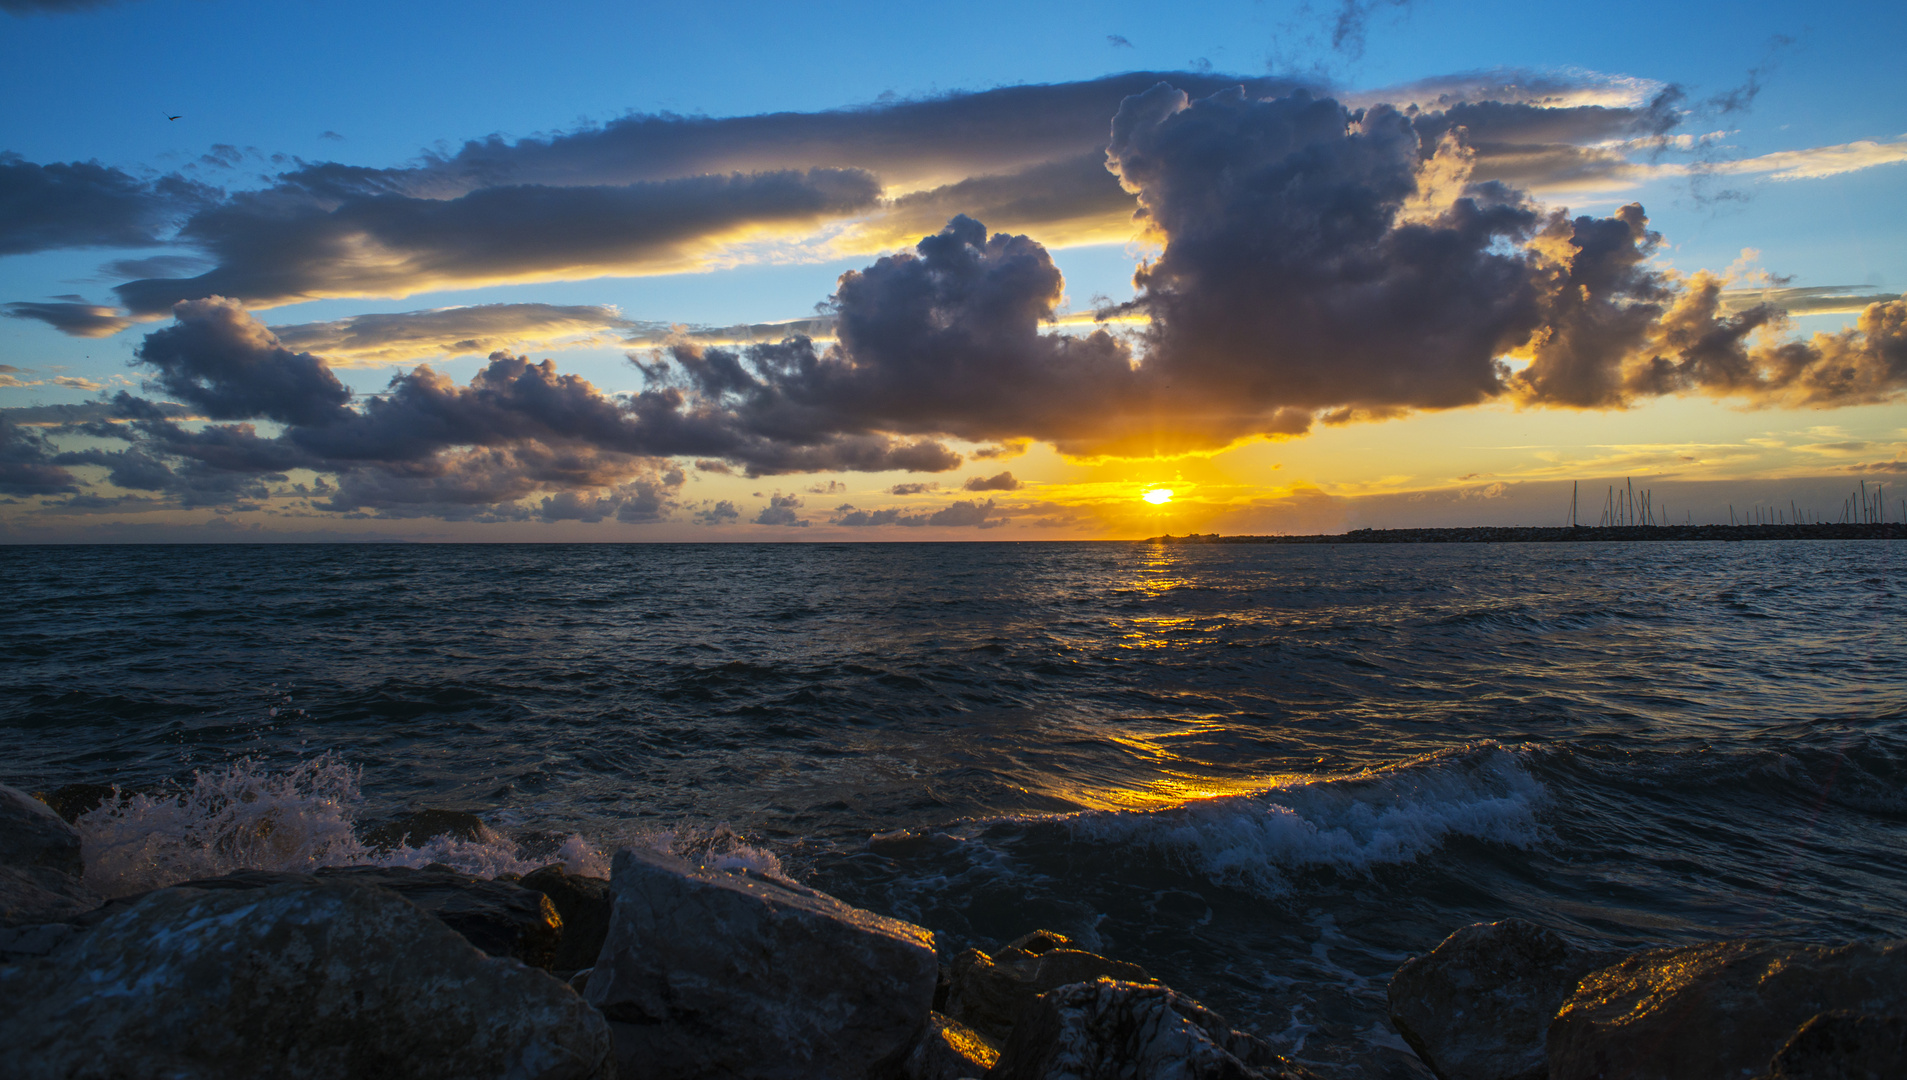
[829,497,1003,528]
[754,492,808,526]
[963,470,1021,491]
[0,415,79,495]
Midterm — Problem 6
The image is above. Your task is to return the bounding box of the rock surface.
[0,880,614,1079]
[1549,939,1907,1080]
[1762,1010,1907,1079]
[1388,919,1624,1080]
[586,844,939,1080]
[315,864,564,969]
[902,1012,999,1080]
[988,978,1315,1080]
[0,863,101,926]
[945,932,1155,1044]
[0,784,85,877]
[522,863,613,971]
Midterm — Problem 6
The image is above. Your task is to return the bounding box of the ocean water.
[2,540,1903,1077]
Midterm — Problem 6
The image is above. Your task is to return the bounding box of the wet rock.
[0,863,101,926]
[522,863,613,971]
[988,978,1316,1080]
[315,865,563,969]
[902,1012,998,1080]
[1549,939,1907,1080]
[0,784,84,877]
[586,844,938,1080]
[945,933,1154,1044]
[1763,1010,1907,1079]
[0,880,613,1080]
[0,921,77,964]
[1387,918,1625,1080]
[30,782,122,825]
[363,807,494,851]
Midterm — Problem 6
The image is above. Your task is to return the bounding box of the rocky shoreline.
[1148,523,1904,544]
[3,784,1902,1078]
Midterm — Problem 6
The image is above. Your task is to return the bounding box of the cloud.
[3,301,137,337]
[963,470,1020,491]
[0,154,213,255]
[754,492,808,526]
[1709,136,1907,181]
[0,415,79,495]
[828,497,1002,528]
[269,303,637,365]
[114,168,882,313]
[888,481,938,495]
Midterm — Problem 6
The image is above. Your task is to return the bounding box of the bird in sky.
[165,114,182,121]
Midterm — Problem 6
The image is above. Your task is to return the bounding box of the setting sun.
[1143,489,1174,505]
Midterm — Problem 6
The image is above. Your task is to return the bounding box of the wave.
[1041,743,1546,896]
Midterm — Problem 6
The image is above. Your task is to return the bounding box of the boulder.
[0,921,77,964]
[585,844,938,1080]
[1387,919,1625,1080]
[522,863,614,971]
[0,863,101,926]
[987,978,1316,1080]
[30,782,121,824]
[0,784,84,877]
[0,880,614,1079]
[1549,939,1907,1080]
[901,1012,998,1080]
[315,865,563,969]
[945,933,1154,1044]
[1763,1010,1907,1079]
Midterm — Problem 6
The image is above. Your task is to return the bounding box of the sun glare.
[1143,488,1174,505]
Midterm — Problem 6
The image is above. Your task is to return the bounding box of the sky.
[1,0,1903,541]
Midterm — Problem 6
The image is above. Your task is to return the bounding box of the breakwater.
[1149,522,1904,544]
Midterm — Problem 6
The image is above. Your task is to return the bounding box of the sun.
[1143,488,1174,505]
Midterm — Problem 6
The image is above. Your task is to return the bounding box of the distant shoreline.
[1148,523,1904,544]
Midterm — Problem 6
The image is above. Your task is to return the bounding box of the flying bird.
[166,114,182,121]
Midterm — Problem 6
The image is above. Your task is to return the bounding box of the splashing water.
[76,753,611,896]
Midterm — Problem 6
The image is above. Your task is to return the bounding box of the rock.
[944,934,1154,1044]
[1763,1010,1907,1079]
[0,783,85,877]
[315,865,563,969]
[902,1012,998,1080]
[0,922,77,964]
[1387,919,1625,1080]
[0,880,613,1079]
[1549,939,1907,1080]
[522,863,613,970]
[987,978,1316,1080]
[0,863,101,926]
[568,967,594,995]
[363,807,495,851]
[585,844,938,1080]
[30,782,122,824]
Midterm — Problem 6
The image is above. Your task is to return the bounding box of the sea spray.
[75,753,612,896]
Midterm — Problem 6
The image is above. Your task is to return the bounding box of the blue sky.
[2,0,1903,539]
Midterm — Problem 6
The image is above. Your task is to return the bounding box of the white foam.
[1059,743,1545,896]
[75,754,610,896]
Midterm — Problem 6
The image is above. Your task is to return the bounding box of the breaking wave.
[1053,743,1546,896]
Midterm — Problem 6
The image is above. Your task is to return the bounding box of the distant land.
[1148,524,1904,544]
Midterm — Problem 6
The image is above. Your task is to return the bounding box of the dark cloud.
[269,302,636,364]
[754,492,807,526]
[963,470,1020,491]
[115,169,881,314]
[692,499,740,524]
[4,301,137,338]
[888,481,938,495]
[0,415,79,496]
[828,497,1003,528]
[135,298,355,425]
[0,154,212,255]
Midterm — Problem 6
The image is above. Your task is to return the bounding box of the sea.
[3,540,1903,1077]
